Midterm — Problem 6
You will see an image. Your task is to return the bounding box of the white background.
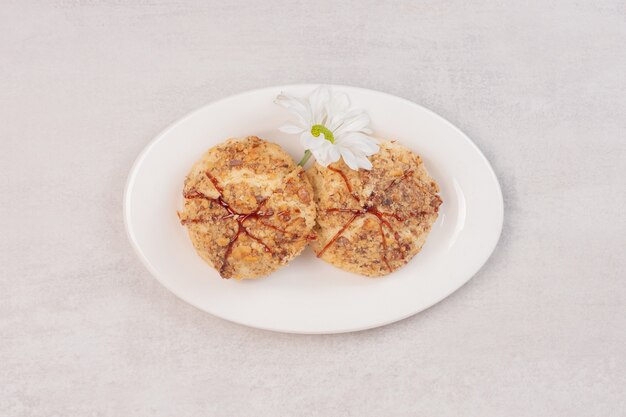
[1,1,625,416]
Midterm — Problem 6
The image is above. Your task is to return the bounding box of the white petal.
[275,93,312,126]
[326,92,350,119]
[279,123,305,134]
[353,154,373,170]
[325,96,352,132]
[334,110,371,137]
[325,145,341,165]
[338,146,360,170]
[300,131,326,150]
[335,133,380,156]
[311,141,340,167]
[307,86,331,125]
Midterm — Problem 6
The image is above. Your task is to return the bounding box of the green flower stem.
[298,150,313,167]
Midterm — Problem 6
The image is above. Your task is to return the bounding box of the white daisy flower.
[275,86,379,170]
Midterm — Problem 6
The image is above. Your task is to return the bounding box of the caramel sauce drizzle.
[317,213,359,257]
[384,169,415,192]
[205,172,276,275]
[328,167,360,203]
[318,167,428,272]
[259,221,317,241]
[377,211,405,222]
[182,171,310,277]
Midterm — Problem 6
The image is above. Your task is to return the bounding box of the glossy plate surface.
[124,85,503,334]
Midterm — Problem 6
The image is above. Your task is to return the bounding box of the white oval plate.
[124,85,503,334]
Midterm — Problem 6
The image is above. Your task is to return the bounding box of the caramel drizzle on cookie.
[317,167,438,273]
[182,171,312,278]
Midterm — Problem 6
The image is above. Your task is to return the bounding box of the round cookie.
[306,140,442,277]
[178,136,316,279]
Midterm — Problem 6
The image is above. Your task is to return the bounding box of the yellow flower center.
[311,124,335,143]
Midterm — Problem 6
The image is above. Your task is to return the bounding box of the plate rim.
[123,83,504,334]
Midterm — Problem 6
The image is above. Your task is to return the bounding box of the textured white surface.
[1,1,625,415]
